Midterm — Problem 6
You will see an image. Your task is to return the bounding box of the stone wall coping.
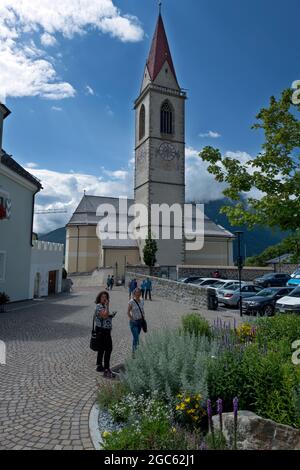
[177,265,273,271]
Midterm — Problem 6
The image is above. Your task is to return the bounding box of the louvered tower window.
[139,105,145,140]
[160,101,173,134]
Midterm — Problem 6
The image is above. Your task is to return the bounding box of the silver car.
[218,284,261,307]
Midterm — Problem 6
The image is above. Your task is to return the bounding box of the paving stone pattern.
[0,287,241,450]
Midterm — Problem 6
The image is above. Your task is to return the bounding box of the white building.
[0,102,64,302]
[29,241,64,299]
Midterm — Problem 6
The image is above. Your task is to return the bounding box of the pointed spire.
[146,10,179,86]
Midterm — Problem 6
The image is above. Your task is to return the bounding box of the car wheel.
[263,305,274,317]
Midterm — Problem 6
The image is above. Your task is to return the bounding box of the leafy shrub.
[109,393,170,424]
[97,382,128,410]
[235,323,257,343]
[175,392,207,430]
[181,314,211,338]
[207,346,248,412]
[207,341,300,427]
[122,329,218,399]
[255,314,300,345]
[204,430,227,450]
[102,416,192,450]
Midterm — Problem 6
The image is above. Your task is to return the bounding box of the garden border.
[89,401,103,450]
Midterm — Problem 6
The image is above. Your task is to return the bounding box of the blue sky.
[1,0,299,232]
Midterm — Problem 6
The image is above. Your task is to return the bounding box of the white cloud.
[51,106,63,111]
[0,1,144,100]
[105,105,114,117]
[185,146,227,202]
[85,85,95,96]
[40,32,57,47]
[29,146,255,233]
[28,162,134,233]
[26,162,39,168]
[199,130,221,139]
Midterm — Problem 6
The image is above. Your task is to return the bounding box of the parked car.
[253,273,291,288]
[191,278,225,288]
[287,268,300,287]
[210,280,241,292]
[178,276,203,284]
[218,284,261,308]
[242,287,295,317]
[275,286,300,314]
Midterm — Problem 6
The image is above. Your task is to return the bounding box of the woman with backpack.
[94,291,116,378]
[127,287,146,354]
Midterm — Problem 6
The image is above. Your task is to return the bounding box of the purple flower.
[217,398,223,415]
[200,441,207,450]
[233,397,239,417]
[207,399,212,419]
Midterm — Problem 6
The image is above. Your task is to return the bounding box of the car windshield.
[223,284,239,291]
[255,288,277,297]
[289,288,300,298]
[212,281,226,288]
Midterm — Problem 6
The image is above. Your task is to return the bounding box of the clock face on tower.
[158,142,177,161]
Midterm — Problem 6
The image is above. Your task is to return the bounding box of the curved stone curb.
[89,401,103,450]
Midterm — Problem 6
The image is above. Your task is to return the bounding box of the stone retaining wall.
[126,272,208,309]
[177,265,273,281]
[274,263,299,275]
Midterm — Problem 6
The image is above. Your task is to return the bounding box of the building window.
[0,252,6,282]
[160,101,173,134]
[139,104,145,140]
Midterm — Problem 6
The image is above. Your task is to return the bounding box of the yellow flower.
[177,393,183,399]
[187,409,193,414]
[102,431,111,438]
[180,403,186,410]
[195,404,199,409]
[172,427,177,433]
[176,405,180,411]
[185,398,191,403]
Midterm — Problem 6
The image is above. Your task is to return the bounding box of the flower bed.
[97,313,300,450]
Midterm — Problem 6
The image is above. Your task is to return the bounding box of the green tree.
[143,231,158,268]
[200,89,300,232]
[246,232,300,266]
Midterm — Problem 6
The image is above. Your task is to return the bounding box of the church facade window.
[139,104,146,140]
[160,101,174,134]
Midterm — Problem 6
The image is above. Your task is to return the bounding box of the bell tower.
[134,8,187,266]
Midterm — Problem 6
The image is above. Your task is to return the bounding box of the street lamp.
[235,231,244,317]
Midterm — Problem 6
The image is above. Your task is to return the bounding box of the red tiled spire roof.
[146,13,179,86]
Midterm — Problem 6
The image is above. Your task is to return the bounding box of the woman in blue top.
[94,291,116,378]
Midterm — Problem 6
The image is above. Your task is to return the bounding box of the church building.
[65,10,234,276]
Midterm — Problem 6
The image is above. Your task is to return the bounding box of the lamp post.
[235,231,244,317]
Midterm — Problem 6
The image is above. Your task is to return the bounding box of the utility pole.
[235,231,244,317]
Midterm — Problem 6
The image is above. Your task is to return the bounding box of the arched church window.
[139,105,145,140]
[160,101,173,134]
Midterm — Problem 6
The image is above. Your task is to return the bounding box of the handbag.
[90,316,100,351]
[134,299,148,333]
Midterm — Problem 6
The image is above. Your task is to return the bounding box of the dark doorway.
[48,271,57,295]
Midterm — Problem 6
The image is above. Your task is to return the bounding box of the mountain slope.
[38,200,287,260]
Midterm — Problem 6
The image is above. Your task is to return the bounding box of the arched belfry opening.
[160,100,174,135]
[139,104,145,140]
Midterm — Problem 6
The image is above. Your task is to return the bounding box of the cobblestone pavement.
[0,286,242,450]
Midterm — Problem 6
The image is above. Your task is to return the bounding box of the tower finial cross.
[159,1,162,14]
